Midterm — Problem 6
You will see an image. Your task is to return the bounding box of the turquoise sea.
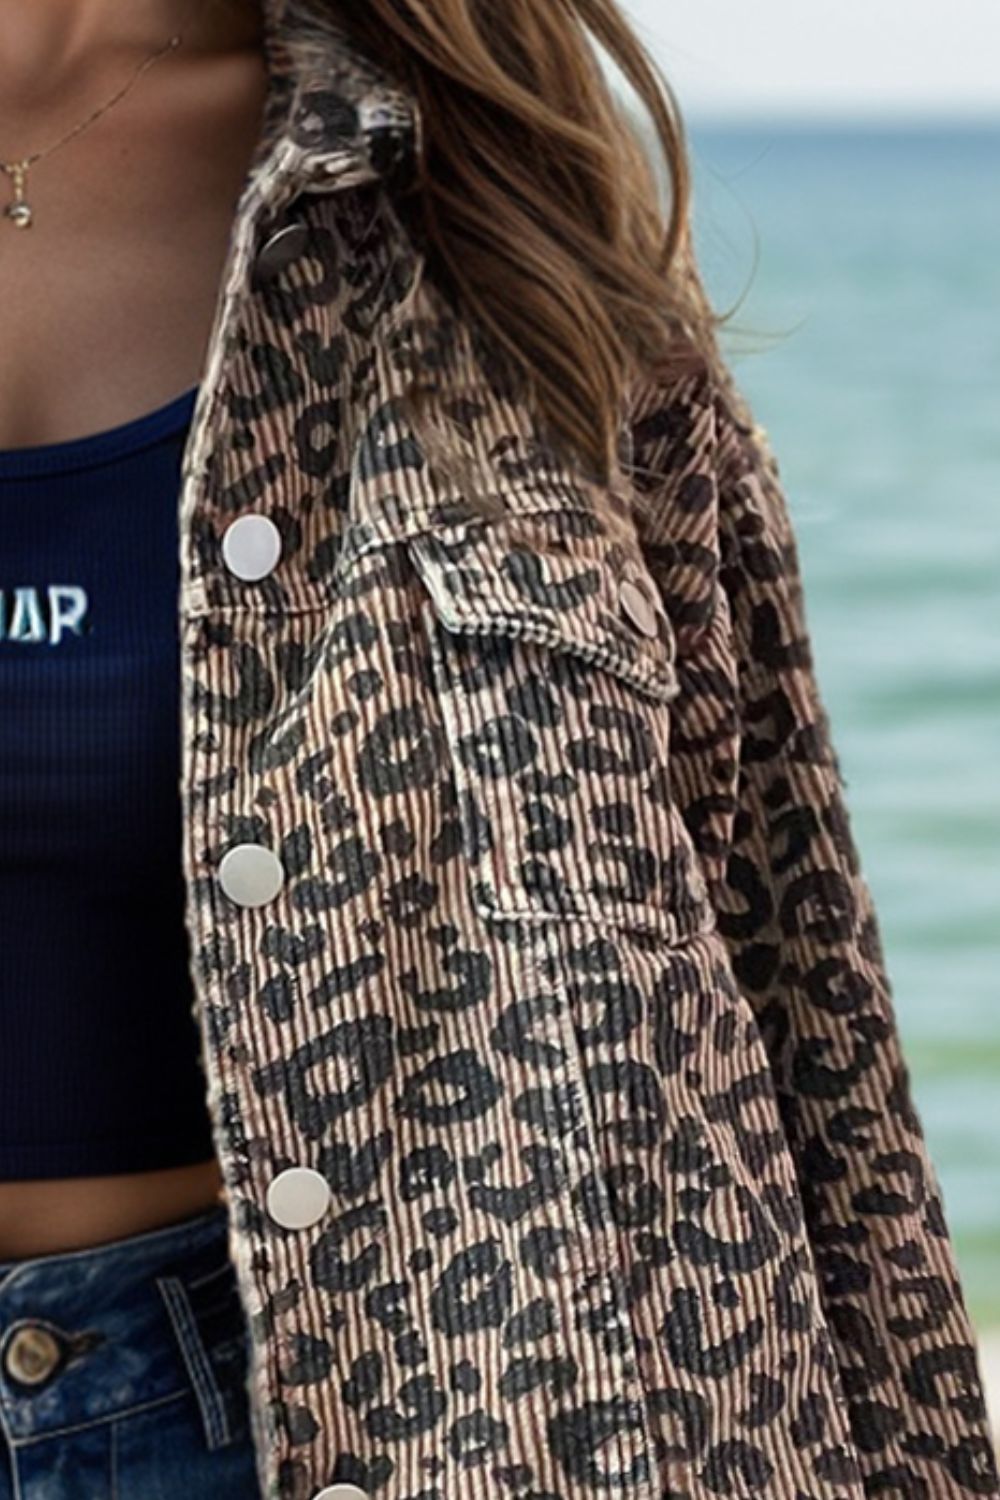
[685,121,1000,1323]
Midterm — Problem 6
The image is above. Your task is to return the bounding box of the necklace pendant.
[3,161,33,229]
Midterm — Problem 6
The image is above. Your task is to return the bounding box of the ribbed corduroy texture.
[171,3,999,1497]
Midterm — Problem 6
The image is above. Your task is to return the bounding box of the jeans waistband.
[0,1202,239,1447]
[0,1201,230,1287]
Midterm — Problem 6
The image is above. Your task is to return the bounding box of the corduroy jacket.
[177,2,999,1498]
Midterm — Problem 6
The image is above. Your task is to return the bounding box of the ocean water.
[684,122,1000,1322]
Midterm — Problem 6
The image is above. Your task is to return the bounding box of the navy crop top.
[0,386,219,1179]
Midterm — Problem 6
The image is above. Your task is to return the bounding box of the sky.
[621,0,1000,121]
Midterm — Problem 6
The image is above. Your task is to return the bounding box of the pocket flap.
[406,510,680,704]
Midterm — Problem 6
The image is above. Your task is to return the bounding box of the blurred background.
[617,0,1000,1426]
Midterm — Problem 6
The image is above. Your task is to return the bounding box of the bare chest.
[0,49,267,450]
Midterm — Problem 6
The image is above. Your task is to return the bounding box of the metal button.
[221,514,282,582]
[252,221,309,287]
[266,1167,332,1230]
[217,844,285,908]
[311,1487,369,1500]
[617,577,660,639]
[3,1325,63,1385]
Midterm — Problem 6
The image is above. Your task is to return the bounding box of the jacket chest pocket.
[406,512,716,946]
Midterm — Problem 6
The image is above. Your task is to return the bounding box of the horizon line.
[683,110,1000,130]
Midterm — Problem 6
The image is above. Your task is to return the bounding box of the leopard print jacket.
[176,1,999,1497]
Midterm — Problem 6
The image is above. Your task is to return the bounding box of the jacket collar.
[253,0,422,199]
[191,0,706,680]
[241,0,713,656]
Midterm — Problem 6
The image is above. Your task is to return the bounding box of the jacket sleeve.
[626,353,1000,1497]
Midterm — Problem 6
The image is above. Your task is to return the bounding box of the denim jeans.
[0,1201,263,1499]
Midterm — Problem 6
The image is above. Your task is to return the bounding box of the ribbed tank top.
[0,385,218,1178]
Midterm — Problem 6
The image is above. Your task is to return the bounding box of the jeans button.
[3,1324,64,1385]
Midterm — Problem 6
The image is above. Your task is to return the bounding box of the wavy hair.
[325,0,728,492]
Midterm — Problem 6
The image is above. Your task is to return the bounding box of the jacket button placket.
[210,198,371,1500]
[217,512,335,1244]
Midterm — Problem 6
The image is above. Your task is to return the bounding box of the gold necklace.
[0,2,197,229]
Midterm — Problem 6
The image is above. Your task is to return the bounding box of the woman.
[0,0,994,1498]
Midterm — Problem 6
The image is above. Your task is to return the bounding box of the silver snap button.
[252,221,309,288]
[217,844,285,908]
[311,1487,369,1500]
[266,1167,332,1230]
[221,514,282,582]
[617,577,660,639]
[3,1325,63,1385]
